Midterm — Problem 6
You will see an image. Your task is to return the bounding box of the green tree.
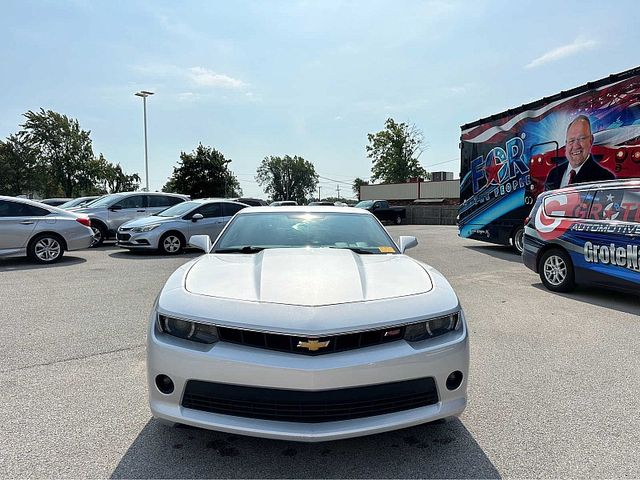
[91,154,141,193]
[256,155,319,204]
[352,177,369,200]
[366,118,427,184]
[162,144,241,198]
[20,109,95,197]
[0,135,44,196]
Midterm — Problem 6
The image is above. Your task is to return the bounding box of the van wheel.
[539,248,575,292]
[512,227,524,255]
[395,215,402,225]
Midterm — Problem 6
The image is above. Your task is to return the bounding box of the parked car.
[308,201,336,206]
[39,198,73,206]
[57,196,100,209]
[354,200,406,225]
[117,199,248,255]
[270,200,298,206]
[147,206,468,441]
[73,192,190,246]
[0,195,93,263]
[523,179,640,293]
[233,197,268,207]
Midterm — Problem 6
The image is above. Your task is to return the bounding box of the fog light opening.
[446,371,463,391]
[155,374,175,394]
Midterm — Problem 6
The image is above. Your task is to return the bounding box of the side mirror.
[398,235,418,253]
[109,205,122,211]
[191,213,204,222]
[188,234,212,252]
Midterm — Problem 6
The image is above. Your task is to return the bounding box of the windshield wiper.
[213,246,266,254]
[328,246,377,254]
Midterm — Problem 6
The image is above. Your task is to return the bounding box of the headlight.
[157,314,219,344]
[132,224,161,232]
[404,312,461,343]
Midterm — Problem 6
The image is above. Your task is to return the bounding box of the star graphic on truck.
[484,156,504,185]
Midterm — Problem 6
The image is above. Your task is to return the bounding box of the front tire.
[159,232,184,255]
[512,227,524,255]
[394,215,402,225]
[28,234,64,264]
[539,248,575,292]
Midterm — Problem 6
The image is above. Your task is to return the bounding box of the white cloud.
[525,37,598,69]
[188,67,247,89]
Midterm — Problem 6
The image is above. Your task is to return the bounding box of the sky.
[1,0,638,199]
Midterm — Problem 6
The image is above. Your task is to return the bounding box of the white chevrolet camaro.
[147,206,469,442]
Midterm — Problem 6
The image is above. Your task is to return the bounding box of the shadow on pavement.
[530,283,639,315]
[111,418,499,479]
[0,255,86,271]
[463,245,522,264]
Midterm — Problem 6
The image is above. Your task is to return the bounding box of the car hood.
[184,248,432,306]
[121,215,178,228]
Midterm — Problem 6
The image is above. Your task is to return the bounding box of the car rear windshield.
[213,212,398,254]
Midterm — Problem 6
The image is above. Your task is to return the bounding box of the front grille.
[117,233,131,241]
[182,377,438,423]
[217,325,405,355]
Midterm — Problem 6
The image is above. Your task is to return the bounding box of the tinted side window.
[114,195,146,209]
[0,200,50,217]
[223,203,247,216]
[148,195,183,208]
[589,188,640,223]
[196,203,223,218]
[26,205,51,216]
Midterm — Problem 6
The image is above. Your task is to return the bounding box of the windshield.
[155,201,199,217]
[213,212,398,254]
[58,196,99,209]
[87,193,124,208]
[354,200,373,208]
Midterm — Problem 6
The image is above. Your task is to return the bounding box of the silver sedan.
[117,199,247,255]
[0,195,94,263]
[147,207,469,441]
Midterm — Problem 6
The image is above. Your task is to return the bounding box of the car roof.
[543,178,640,196]
[190,198,247,204]
[0,195,80,214]
[237,205,372,215]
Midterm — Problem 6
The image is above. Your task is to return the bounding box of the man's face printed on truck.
[565,118,594,169]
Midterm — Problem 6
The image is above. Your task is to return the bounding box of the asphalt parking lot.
[1,225,638,479]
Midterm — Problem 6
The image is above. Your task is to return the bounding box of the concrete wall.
[361,180,459,201]
[360,183,417,200]
[418,180,459,199]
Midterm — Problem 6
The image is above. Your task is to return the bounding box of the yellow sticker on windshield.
[379,246,395,253]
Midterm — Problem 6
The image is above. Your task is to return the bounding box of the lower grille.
[182,377,438,423]
[117,233,131,241]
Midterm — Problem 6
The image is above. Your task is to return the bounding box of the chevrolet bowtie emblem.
[297,339,330,351]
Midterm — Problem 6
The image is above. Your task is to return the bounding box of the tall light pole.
[135,90,154,191]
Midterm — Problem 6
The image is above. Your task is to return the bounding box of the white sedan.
[147,206,469,441]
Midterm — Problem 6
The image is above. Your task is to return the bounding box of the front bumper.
[147,313,469,442]
[116,230,160,250]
